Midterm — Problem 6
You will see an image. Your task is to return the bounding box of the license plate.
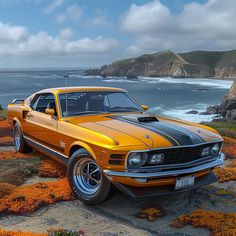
[175,176,195,190]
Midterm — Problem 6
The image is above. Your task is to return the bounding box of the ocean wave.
[103,78,137,83]
[30,74,64,79]
[149,104,217,123]
[81,75,103,79]
[162,109,216,123]
[138,76,233,89]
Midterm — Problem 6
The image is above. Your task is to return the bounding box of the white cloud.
[121,0,236,55]
[44,0,64,14]
[56,4,83,23]
[0,21,118,57]
[0,21,28,42]
[58,28,74,40]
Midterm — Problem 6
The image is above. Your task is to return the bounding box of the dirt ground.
[0,120,235,236]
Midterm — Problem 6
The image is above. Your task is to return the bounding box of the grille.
[147,143,220,166]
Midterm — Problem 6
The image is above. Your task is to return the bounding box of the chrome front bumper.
[104,153,224,179]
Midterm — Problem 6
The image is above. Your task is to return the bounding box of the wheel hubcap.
[14,127,21,150]
[73,158,101,195]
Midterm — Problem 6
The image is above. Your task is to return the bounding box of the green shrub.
[48,229,85,236]
[0,104,3,110]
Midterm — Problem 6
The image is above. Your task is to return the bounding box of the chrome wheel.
[14,126,21,151]
[73,159,101,195]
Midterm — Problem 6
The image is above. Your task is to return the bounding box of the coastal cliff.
[206,81,236,120]
[219,81,236,120]
[85,49,236,79]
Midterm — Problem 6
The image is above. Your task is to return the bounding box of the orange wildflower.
[222,136,236,159]
[137,207,165,221]
[37,158,66,178]
[0,178,73,214]
[214,167,236,182]
[171,209,236,236]
[0,151,30,160]
[0,182,16,198]
[0,228,46,236]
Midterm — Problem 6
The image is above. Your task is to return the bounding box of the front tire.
[67,149,111,205]
[13,123,32,153]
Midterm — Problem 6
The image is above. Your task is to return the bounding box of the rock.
[220,98,236,111]
[231,109,236,120]
[211,118,227,122]
[186,110,199,114]
[199,111,211,115]
[84,68,101,76]
[126,70,138,80]
[206,105,220,114]
[221,110,227,117]
[226,110,232,118]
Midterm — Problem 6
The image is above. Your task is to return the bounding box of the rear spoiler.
[11,99,25,104]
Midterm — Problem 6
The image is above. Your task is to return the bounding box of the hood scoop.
[119,115,159,123]
[137,116,159,122]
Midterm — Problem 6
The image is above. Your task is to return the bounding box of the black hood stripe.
[111,116,204,146]
[155,121,205,144]
[111,117,179,146]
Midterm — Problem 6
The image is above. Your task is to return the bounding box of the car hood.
[67,113,223,149]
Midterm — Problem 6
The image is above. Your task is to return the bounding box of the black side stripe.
[111,117,179,146]
[24,136,68,165]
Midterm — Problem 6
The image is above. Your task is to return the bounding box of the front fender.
[68,141,97,161]
[13,117,22,128]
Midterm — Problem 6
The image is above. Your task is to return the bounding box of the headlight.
[211,143,220,156]
[201,143,220,157]
[128,152,148,168]
[201,146,212,157]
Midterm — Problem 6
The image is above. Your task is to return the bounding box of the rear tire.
[13,123,32,153]
[67,148,111,205]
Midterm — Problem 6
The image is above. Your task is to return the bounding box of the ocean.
[0,69,233,123]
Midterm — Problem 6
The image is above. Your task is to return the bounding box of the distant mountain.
[85,50,236,78]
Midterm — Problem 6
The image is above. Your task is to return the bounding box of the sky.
[0,0,235,68]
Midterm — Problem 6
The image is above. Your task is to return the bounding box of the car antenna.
[64,72,69,117]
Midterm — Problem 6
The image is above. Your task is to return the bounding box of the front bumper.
[103,153,224,179]
[113,172,218,198]
[104,153,224,198]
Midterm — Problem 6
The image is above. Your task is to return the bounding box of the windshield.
[59,91,142,117]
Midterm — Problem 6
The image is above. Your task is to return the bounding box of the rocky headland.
[85,49,236,79]
[210,81,236,120]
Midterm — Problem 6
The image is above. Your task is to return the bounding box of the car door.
[23,93,60,152]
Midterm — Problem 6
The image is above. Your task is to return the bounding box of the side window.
[31,93,57,115]
[30,94,40,110]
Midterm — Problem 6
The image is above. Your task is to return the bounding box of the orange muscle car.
[7,86,224,205]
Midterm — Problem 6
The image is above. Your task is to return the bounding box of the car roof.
[37,86,126,94]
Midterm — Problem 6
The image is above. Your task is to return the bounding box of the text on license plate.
[175,176,195,190]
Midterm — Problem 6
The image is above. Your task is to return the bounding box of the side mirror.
[141,105,149,111]
[45,108,55,116]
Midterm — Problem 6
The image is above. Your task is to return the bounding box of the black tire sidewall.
[13,123,31,153]
[13,123,24,152]
[67,148,111,205]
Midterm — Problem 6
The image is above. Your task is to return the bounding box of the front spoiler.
[113,172,218,198]
[103,153,224,179]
